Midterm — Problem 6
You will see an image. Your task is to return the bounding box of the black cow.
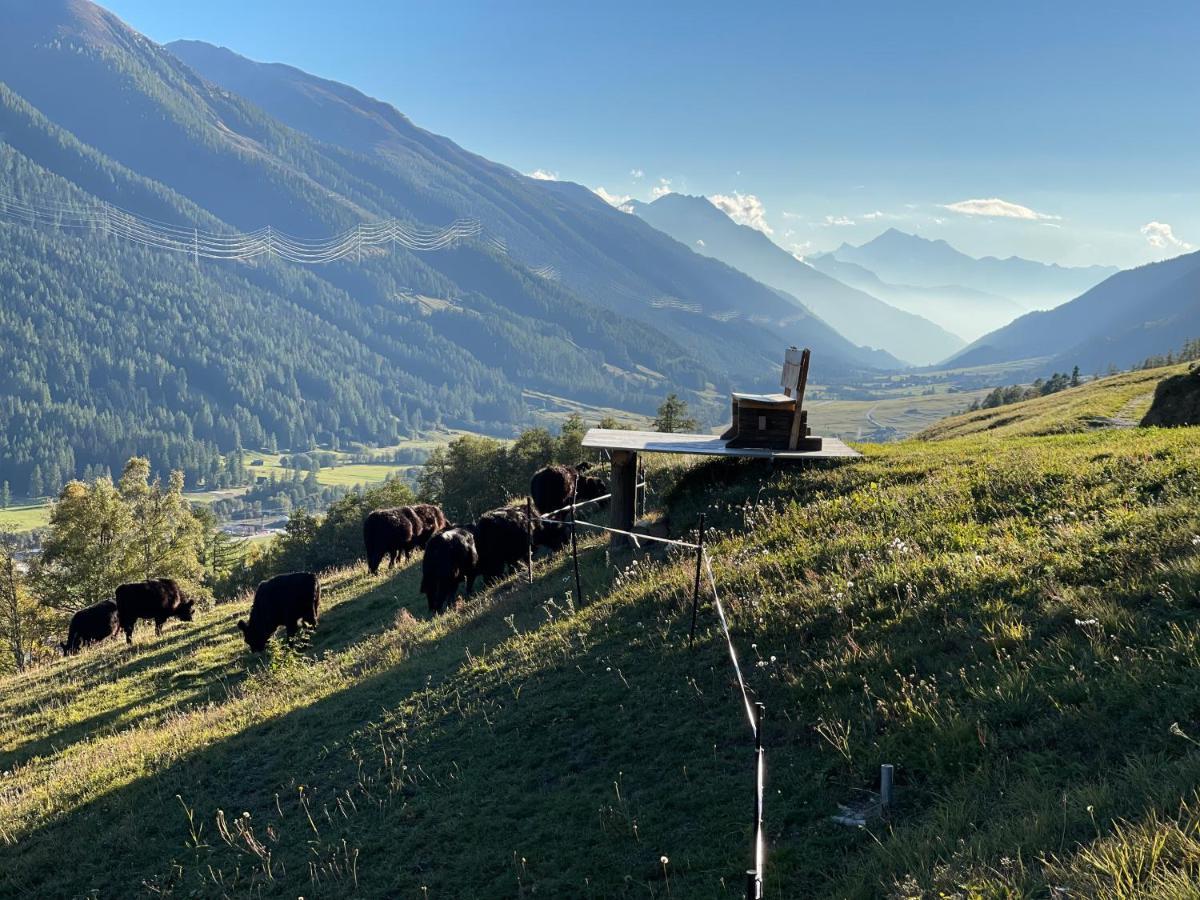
[237,571,321,652]
[411,503,448,548]
[61,600,120,654]
[474,506,568,582]
[115,578,195,644]
[421,526,478,615]
[364,508,417,574]
[530,463,607,520]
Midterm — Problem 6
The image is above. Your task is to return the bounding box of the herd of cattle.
[61,463,606,655]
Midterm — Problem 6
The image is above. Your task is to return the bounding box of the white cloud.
[651,178,673,199]
[1141,221,1193,251]
[823,215,855,227]
[862,210,887,220]
[708,192,773,234]
[942,197,1060,220]
[593,186,633,208]
[527,169,558,181]
[695,239,706,247]
[781,211,803,220]
[630,168,645,179]
[788,240,813,260]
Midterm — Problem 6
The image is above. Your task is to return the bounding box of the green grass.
[809,388,993,441]
[918,363,1188,441]
[0,501,51,533]
[4,423,1200,896]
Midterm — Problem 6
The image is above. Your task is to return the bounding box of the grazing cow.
[411,503,448,548]
[474,506,568,582]
[115,578,195,644]
[530,463,607,520]
[61,600,120,654]
[364,508,417,574]
[421,526,478,615]
[237,571,321,653]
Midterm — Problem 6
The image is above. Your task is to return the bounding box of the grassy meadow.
[0,501,51,533]
[918,364,1187,441]
[3,369,1200,896]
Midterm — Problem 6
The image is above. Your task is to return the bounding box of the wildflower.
[660,855,670,865]
[1074,618,1099,626]
[1192,535,1200,546]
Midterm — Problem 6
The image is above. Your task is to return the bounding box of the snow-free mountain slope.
[630,194,964,366]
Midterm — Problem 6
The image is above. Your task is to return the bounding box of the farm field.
[5,372,1200,895]
[807,388,991,441]
[0,501,51,533]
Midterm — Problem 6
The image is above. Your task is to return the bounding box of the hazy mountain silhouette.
[630,194,963,366]
[807,254,1024,342]
[945,250,1200,373]
[828,228,1116,310]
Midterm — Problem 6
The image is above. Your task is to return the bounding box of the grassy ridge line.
[4,426,1200,896]
[917,363,1188,441]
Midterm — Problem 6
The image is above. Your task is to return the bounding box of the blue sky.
[104,0,1199,268]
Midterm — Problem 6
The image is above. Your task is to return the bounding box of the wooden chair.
[721,347,821,450]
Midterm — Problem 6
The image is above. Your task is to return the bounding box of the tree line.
[0,393,702,673]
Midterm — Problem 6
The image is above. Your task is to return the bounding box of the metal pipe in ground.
[689,514,706,648]
[570,485,583,604]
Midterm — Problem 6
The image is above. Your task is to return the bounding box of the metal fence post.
[525,497,535,601]
[747,701,765,900]
[689,513,706,648]
[570,484,583,604]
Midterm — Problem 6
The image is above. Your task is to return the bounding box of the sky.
[101,0,1200,268]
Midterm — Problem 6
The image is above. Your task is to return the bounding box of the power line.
[0,190,480,264]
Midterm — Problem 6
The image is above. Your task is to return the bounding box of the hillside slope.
[807,253,1024,342]
[946,250,1200,374]
[630,194,963,366]
[4,425,1200,896]
[0,0,898,489]
[161,36,898,375]
[917,363,1188,441]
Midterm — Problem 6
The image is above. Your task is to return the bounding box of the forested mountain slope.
[0,0,900,491]
[164,37,899,374]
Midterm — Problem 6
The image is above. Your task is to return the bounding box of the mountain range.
[825,228,1117,311]
[945,249,1200,374]
[629,194,964,366]
[0,0,897,491]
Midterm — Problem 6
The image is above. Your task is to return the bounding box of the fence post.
[747,701,765,900]
[570,484,583,604]
[689,513,706,648]
[525,497,535,601]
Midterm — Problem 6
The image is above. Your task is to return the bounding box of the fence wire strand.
[527,492,765,894]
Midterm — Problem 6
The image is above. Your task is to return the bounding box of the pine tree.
[0,482,9,509]
[28,466,44,499]
[1071,366,1081,387]
[653,393,699,434]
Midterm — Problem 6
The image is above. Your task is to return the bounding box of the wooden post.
[688,513,706,648]
[569,483,583,604]
[787,348,812,450]
[609,450,638,548]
